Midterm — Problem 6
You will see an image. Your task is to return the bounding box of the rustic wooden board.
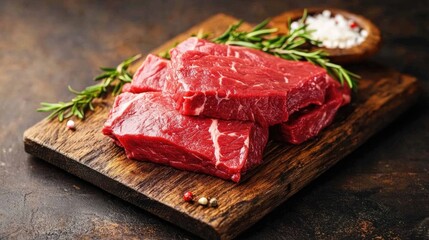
[23,13,419,240]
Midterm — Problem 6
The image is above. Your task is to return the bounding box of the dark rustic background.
[1,0,428,239]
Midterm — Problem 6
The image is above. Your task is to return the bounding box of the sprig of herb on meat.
[212,12,359,89]
[37,54,141,121]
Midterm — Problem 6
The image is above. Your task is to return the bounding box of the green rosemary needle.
[38,54,141,121]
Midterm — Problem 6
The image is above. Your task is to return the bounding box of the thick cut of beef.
[102,92,268,182]
[274,80,351,144]
[127,54,169,93]
[165,37,331,126]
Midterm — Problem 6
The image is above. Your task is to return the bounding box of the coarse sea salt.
[290,10,368,49]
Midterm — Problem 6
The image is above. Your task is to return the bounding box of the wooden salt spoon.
[270,8,382,64]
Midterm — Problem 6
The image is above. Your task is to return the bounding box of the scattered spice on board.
[66,120,76,130]
[183,191,194,202]
[198,197,208,206]
[209,198,218,207]
[183,192,219,208]
[183,193,219,208]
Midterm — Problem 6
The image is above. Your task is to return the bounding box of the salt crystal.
[335,14,346,24]
[322,10,331,17]
[337,19,347,27]
[346,39,355,48]
[290,21,299,30]
[323,40,332,48]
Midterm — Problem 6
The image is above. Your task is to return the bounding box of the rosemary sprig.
[38,54,141,121]
[212,13,359,89]
[158,49,171,59]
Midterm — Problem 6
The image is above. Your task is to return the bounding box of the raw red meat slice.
[102,92,268,182]
[121,83,132,93]
[166,37,331,126]
[274,80,351,144]
[126,38,351,144]
[127,54,169,93]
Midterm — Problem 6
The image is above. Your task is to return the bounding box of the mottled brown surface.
[1,0,428,239]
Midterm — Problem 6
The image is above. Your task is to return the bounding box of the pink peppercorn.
[66,120,76,130]
[183,191,194,202]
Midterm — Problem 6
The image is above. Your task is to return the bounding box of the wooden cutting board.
[23,13,419,240]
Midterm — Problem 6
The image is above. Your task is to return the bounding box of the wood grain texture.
[271,8,382,64]
[23,13,419,240]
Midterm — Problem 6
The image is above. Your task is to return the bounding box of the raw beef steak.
[274,80,351,144]
[166,37,331,126]
[102,92,268,182]
[127,54,169,93]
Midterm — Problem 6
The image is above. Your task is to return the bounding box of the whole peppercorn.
[349,21,358,29]
[66,120,76,130]
[209,198,218,207]
[198,197,208,206]
[183,191,194,202]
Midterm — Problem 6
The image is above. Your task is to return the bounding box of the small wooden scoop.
[271,8,382,64]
